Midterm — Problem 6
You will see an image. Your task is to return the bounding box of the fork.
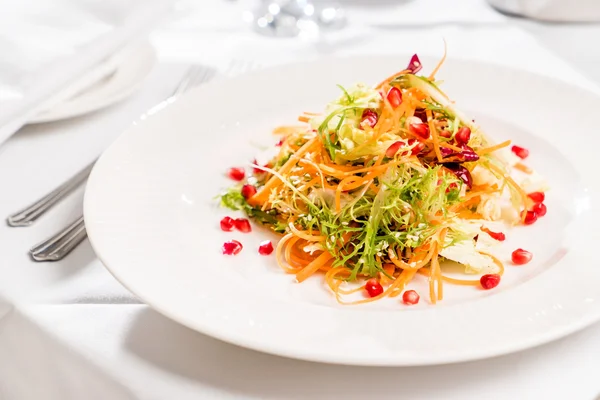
[28,60,259,262]
[26,65,215,262]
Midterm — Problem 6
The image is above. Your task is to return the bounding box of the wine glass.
[250,0,346,37]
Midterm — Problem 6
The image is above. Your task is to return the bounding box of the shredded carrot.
[428,40,447,80]
[296,251,334,283]
[477,140,511,155]
[514,163,533,174]
[227,55,532,307]
[426,109,443,162]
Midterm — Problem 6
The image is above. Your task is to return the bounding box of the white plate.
[30,42,156,124]
[84,55,600,366]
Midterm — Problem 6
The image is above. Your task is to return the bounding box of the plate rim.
[84,54,600,366]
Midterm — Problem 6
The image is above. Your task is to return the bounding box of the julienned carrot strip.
[298,115,310,123]
[439,142,463,152]
[288,222,325,242]
[477,140,511,155]
[426,109,443,162]
[335,176,360,213]
[428,40,447,80]
[272,126,306,135]
[514,163,533,174]
[296,251,334,283]
[248,137,319,206]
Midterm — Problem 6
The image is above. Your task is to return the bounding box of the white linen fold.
[0,0,173,145]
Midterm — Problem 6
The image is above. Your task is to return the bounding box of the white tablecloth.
[1,1,600,398]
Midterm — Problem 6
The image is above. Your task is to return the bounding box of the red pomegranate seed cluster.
[221,165,277,257]
[522,191,548,226]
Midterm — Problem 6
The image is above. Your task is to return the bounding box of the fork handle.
[7,162,95,227]
[30,216,87,262]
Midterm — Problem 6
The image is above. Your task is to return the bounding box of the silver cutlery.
[25,61,256,261]
[30,216,86,261]
[7,161,96,227]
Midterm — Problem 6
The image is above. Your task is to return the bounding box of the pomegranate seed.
[455,127,471,145]
[234,218,252,233]
[222,240,243,255]
[406,54,423,74]
[512,248,532,265]
[258,240,274,255]
[481,226,506,241]
[439,130,452,138]
[276,138,284,147]
[402,290,420,305]
[409,123,430,139]
[385,141,403,158]
[252,159,263,174]
[361,109,378,128]
[386,87,403,108]
[241,184,257,199]
[445,182,459,193]
[533,202,547,217]
[528,192,545,204]
[511,145,529,159]
[445,163,473,189]
[220,216,235,232]
[523,210,538,225]
[480,274,501,290]
[227,167,245,181]
[407,139,425,155]
[365,278,384,297]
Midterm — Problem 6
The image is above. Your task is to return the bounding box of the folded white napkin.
[0,0,172,145]
[488,0,600,21]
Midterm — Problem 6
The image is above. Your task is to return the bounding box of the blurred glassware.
[488,0,600,22]
[249,0,346,37]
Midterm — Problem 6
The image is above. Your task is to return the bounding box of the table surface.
[1,1,600,399]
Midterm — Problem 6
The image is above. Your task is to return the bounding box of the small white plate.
[84,55,600,366]
[30,42,156,124]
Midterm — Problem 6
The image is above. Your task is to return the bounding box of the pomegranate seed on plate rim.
[523,210,538,225]
[533,202,547,217]
[480,274,501,290]
[365,278,384,297]
[402,290,420,305]
[258,240,274,255]
[512,248,532,265]
[227,167,245,181]
[527,192,545,204]
[241,184,257,199]
[234,218,252,233]
[511,145,529,159]
[220,216,235,232]
[222,240,243,255]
